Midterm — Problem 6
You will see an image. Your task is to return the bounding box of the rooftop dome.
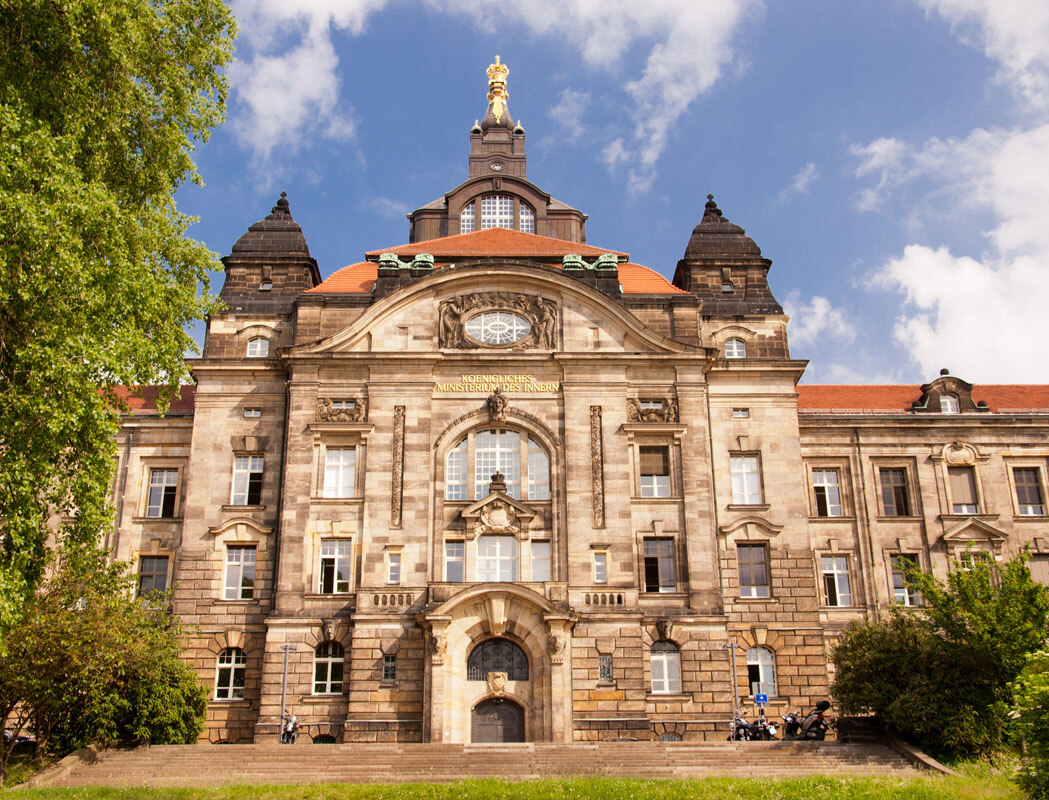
[230,192,311,257]
[682,195,763,260]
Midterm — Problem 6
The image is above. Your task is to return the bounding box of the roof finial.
[486,55,510,123]
[703,193,723,220]
[273,191,290,215]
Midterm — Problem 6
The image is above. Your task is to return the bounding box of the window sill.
[874,515,923,522]
[379,682,398,689]
[807,515,856,523]
[596,681,617,688]
[311,497,363,505]
[222,504,266,512]
[632,496,681,503]
[727,504,770,512]
[822,604,863,610]
[131,516,183,524]
[301,694,348,704]
[304,592,355,599]
[940,513,999,522]
[639,592,688,599]
[217,599,258,605]
[646,693,690,701]
[734,596,776,603]
[209,698,250,706]
[1013,515,1049,522]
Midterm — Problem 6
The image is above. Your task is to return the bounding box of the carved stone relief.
[486,387,509,421]
[391,406,405,527]
[438,292,557,349]
[590,406,605,529]
[626,396,679,423]
[548,633,566,665]
[317,395,368,422]
[427,631,447,665]
[487,671,508,696]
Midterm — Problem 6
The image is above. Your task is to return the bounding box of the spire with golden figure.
[481,55,515,131]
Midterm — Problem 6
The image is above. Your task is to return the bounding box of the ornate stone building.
[111,59,1049,744]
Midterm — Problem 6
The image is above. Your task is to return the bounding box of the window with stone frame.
[598,653,613,683]
[477,534,519,582]
[811,468,843,517]
[958,549,991,571]
[948,466,979,513]
[319,539,353,594]
[940,394,960,413]
[444,540,465,582]
[593,550,608,584]
[746,647,776,696]
[1029,555,1049,586]
[230,456,264,506]
[323,447,357,498]
[737,543,770,598]
[820,555,852,606]
[467,638,528,681]
[223,545,256,600]
[444,429,551,502]
[386,550,402,585]
[643,537,675,593]
[214,648,246,700]
[878,467,912,517]
[890,554,921,606]
[1014,467,1047,516]
[313,642,344,694]
[146,468,178,518]
[730,455,763,505]
[382,654,397,683]
[724,338,746,359]
[137,555,169,598]
[246,337,269,357]
[480,195,514,229]
[639,446,671,498]
[531,540,551,582]
[650,641,682,694]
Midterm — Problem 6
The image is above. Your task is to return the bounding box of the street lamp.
[279,644,297,742]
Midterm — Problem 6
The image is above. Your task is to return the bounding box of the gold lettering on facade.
[435,374,560,393]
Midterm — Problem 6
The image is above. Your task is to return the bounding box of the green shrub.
[1012,650,1049,798]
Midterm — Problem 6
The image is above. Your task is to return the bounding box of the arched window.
[746,646,776,697]
[651,641,681,694]
[313,641,344,695]
[215,648,246,700]
[460,202,476,233]
[480,195,514,229]
[477,535,519,582]
[658,732,682,742]
[444,429,551,501]
[519,205,535,234]
[940,394,960,413]
[246,337,269,358]
[725,338,746,359]
[313,734,337,744]
[467,637,529,681]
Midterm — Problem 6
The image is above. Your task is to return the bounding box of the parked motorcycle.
[728,709,778,740]
[281,714,299,744]
[782,700,830,740]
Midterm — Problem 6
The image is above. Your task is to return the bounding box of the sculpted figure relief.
[318,395,368,422]
[486,386,509,421]
[626,396,679,423]
[438,292,557,349]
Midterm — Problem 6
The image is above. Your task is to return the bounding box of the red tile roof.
[797,384,1049,413]
[113,385,196,416]
[309,229,686,295]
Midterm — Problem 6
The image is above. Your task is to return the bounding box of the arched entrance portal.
[472,698,525,742]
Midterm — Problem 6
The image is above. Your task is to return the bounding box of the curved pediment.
[287,263,707,358]
[718,515,784,538]
[428,582,564,619]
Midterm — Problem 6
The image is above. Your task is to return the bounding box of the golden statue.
[486,55,509,123]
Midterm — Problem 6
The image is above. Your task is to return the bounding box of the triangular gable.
[942,517,1008,543]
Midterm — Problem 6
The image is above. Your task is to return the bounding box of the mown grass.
[1,771,1025,800]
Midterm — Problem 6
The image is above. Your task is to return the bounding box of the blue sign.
[755,693,768,704]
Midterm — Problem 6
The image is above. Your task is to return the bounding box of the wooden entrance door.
[471,698,525,742]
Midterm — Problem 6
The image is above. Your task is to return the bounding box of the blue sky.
[178,0,1049,384]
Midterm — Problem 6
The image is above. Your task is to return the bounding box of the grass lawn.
[1,769,1024,800]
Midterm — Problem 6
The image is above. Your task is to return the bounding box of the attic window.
[259,280,273,291]
[721,281,735,293]
[460,202,476,233]
[520,205,535,234]
[246,337,269,358]
[940,394,960,413]
[725,338,746,359]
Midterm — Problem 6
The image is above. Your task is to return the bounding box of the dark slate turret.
[219,192,321,313]
[672,195,783,315]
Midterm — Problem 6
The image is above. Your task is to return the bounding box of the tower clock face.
[489,161,505,172]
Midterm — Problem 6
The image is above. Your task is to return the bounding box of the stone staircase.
[32,741,924,788]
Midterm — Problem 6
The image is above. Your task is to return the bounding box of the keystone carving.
[317,395,368,422]
[487,671,508,697]
[548,633,566,664]
[427,632,447,664]
[626,396,679,423]
[486,387,509,421]
[438,292,557,349]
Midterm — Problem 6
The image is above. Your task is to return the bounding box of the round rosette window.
[464,311,532,345]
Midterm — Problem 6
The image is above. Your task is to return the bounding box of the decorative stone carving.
[479,499,517,533]
[590,406,604,529]
[438,292,558,349]
[548,633,566,664]
[487,671,508,697]
[943,441,978,466]
[322,619,336,642]
[461,493,535,540]
[427,632,447,664]
[486,386,509,421]
[655,618,671,641]
[627,396,679,423]
[391,406,405,527]
[317,395,367,422]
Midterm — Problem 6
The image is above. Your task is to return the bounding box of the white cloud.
[547,88,591,144]
[920,0,1049,109]
[783,291,857,349]
[778,162,818,202]
[368,197,409,219]
[602,139,628,169]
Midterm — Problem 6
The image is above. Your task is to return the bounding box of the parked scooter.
[281,714,299,744]
[728,708,778,740]
[782,700,830,740]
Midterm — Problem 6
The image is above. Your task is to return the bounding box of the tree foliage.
[0,0,235,627]
[1012,650,1049,799]
[832,553,1049,757]
[0,545,207,786]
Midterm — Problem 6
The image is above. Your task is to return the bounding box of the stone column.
[545,615,574,742]
[425,620,449,742]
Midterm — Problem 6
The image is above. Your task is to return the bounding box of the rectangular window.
[598,653,613,683]
[732,408,750,419]
[445,541,464,582]
[224,545,256,600]
[477,536,519,582]
[959,551,989,571]
[146,469,178,518]
[890,554,920,606]
[1029,555,1049,586]
[593,551,608,584]
[446,441,467,501]
[821,555,852,606]
[382,654,397,683]
[639,446,671,498]
[323,448,356,498]
[528,438,550,501]
[387,552,401,585]
[531,541,551,582]
[737,544,770,598]
[730,455,763,505]
[1015,468,1046,515]
[879,468,911,516]
[812,469,843,517]
[231,456,264,505]
[244,408,262,418]
[319,539,353,594]
[643,538,675,593]
[137,555,169,597]
[948,466,978,513]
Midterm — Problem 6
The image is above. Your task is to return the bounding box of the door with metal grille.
[471,698,525,742]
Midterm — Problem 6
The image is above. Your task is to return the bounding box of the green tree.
[0,545,207,786]
[832,552,1049,757]
[0,0,235,628]
[1012,650,1049,799]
